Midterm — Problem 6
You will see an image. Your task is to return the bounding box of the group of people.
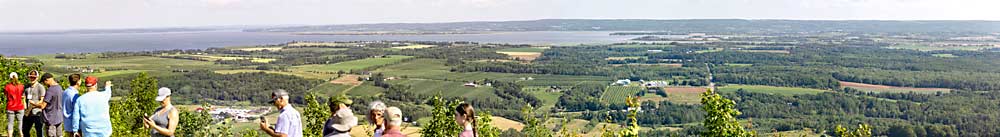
[3,70,180,137]
[5,70,483,137]
[258,90,481,137]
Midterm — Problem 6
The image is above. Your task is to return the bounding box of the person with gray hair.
[260,89,303,137]
[381,107,405,137]
[367,101,387,137]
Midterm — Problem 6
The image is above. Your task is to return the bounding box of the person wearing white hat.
[4,72,25,137]
[143,87,178,137]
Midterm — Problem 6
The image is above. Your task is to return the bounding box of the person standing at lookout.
[72,76,114,137]
[39,73,64,137]
[367,101,387,137]
[322,95,357,137]
[23,70,46,137]
[143,87,178,137]
[381,107,405,137]
[454,103,477,137]
[5,72,26,137]
[259,89,303,137]
[62,74,82,136]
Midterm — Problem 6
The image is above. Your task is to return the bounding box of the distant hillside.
[244,19,1000,33]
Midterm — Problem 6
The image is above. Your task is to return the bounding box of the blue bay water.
[0,31,632,56]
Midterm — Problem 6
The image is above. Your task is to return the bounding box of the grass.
[374,59,608,84]
[724,63,753,67]
[605,56,646,60]
[308,83,356,95]
[214,69,335,80]
[601,86,645,104]
[496,52,542,61]
[523,86,563,112]
[694,48,724,53]
[89,70,147,78]
[308,83,383,97]
[234,47,283,51]
[498,47,546,52]
[391,44,436,49]
[717,85,828,95]
[161,54,276,63]
[291,55,414,73]
[610,44,675,48]
[734,50,791,54]
[839,81,952,94]
[932,54,958,58]
[387,78,497,99]
[662,87,707,104]
[30,54,229,71]
[888,44,992,51]
[279,47,348,53]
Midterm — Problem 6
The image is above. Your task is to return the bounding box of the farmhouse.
[643,81,669,87]
[464,82,479,87]
[613,79,631,85]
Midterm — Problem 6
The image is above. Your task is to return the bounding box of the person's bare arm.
[259,118,288,137]
[149,109,179,136]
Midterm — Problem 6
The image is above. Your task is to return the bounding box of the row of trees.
[156,71,324,104]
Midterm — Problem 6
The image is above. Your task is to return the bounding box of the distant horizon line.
[5,18,1000,33]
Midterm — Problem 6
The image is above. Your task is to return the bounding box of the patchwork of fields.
[601,86,645,104]
[291,55,414,73]
[717,85,829,95]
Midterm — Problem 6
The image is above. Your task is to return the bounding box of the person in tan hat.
[381,107,405,137]
[322,95,357,137]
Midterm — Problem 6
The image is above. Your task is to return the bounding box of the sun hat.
[329,108,359,132]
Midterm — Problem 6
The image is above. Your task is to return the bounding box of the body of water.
[0,31,632,56]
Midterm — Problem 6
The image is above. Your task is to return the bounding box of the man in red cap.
[68,76,113,137]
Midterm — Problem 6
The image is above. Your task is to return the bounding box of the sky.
[2,0,999,31]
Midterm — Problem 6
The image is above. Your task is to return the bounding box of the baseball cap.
[330,108,359,132]
[85,76,98,87]
[8,72,17,79]
[269,89,289,103]
[385,107,403,126]
[155,87,171,101]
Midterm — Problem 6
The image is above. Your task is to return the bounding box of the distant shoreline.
[289,31,494,36]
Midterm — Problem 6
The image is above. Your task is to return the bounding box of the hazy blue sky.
[2,0,998,31]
